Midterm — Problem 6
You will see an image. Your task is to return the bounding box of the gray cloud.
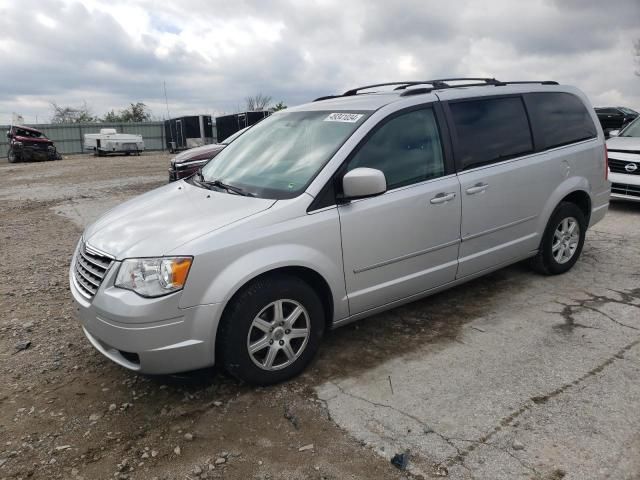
[1,0,639,124]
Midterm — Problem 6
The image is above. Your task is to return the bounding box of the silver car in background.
[70,78,610,385]
[606,117,640,202]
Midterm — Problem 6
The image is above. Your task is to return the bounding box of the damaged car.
[7,125,61,163]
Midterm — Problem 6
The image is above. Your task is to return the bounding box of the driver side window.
[347,108,444,190]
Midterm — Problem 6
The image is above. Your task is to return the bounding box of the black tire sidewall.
[540,202,586,274]
[8,148,17,163]
[219,274,324,385]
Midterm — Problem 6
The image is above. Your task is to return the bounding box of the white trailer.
[84,129,145,156]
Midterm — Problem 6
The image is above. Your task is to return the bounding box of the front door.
[338,107,461,314]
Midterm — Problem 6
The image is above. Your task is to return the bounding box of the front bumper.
[69,257,222,374]
[14,144,57,161]
[610,172,640,203]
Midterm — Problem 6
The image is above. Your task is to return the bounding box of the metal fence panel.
[0,122,165,157]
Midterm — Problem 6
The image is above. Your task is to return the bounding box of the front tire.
[8,148,18,163]
[529,202,586,275]
[217,274,324,385]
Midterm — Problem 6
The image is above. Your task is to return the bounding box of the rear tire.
[217,274,324,386]
[529,202,586,275]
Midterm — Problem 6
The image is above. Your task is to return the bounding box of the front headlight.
[115,257,192,297]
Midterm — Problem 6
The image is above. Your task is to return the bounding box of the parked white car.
[84,129,145,156]
[70,78,610,385]
[607,117,640,202]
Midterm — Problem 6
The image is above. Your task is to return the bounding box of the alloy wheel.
[552,217,580,264]
[246,299,311,371]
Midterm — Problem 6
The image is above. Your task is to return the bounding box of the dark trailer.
[164,115,214,153]
[215,111,271,143]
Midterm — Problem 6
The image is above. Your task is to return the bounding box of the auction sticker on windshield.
[324,113,364,123]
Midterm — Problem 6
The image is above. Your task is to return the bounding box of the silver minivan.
[70,78,610,385]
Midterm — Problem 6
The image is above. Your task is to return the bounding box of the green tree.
[102,109,122,122]
[101,103,152,122]
[120,102,152,122]
[273,101,287,111]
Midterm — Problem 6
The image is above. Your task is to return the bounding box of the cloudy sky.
[1,0,639,124]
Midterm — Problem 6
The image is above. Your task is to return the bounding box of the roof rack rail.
[398,79,559,96]
[313,95,342,102]
[394,77,501,91]
[493,80,558,86]
[312,78,560,102]
[342,82,424,96]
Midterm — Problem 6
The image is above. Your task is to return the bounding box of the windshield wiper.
[195,170,255,197]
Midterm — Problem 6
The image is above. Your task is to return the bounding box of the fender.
[536,175,591,238]
[182,243,349,322]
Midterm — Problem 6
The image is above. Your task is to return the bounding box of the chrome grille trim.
[609,158,640,176]
[79,247,112,269]
[73,241,114,299]
[611,183,640,198]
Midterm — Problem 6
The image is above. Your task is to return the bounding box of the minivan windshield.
[620,118,640,137]
[200,110,369,199]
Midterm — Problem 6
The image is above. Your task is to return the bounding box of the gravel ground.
[1,152,638,480]
[0,153,410,480]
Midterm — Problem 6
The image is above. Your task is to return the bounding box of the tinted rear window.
[450,96,533,170]
[525,93,597,150]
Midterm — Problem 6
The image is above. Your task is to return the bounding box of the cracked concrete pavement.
[316,201,640,479]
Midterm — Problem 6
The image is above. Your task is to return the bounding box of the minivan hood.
[607,136,640,151]
[84,181,276,258]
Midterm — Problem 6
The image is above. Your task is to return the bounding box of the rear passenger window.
[525,93,597,150]
[449,96,533,170]
[347,108,445,190]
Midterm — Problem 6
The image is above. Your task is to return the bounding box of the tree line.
[49,93,287,125]
[50,101,152,124]
[49,94,287,124]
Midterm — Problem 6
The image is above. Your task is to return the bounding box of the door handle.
[465,183,488,195]
[430,192,456,204]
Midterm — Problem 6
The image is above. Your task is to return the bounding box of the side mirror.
[608,130,619,137]
[6,131,11,139]
[342,167,387,200]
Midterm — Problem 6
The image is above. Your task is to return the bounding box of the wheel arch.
[219,266,335,334]
[560,190,591,224]
[537,177,593,238]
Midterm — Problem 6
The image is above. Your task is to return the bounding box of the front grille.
[609,158,640,175]
[611,183,640,198]
[74,242,114,299]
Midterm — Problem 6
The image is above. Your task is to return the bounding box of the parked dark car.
[6,125,61,163]
[595,107,638,134]
[168,127,248,182]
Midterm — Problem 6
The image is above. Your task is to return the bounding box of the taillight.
[604,145,609,180]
